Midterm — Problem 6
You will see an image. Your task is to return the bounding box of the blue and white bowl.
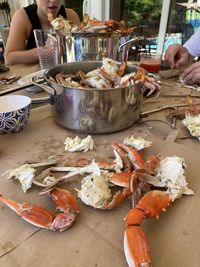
[0,95,31,134]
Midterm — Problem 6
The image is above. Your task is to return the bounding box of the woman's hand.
[181,61,200,85]
[165,44,190,68]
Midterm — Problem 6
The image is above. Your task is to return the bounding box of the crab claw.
[0,195,55,229]
[0,188,79,232]
[124,226,151,267]
[124,190,171,267]
[137,190,171,219]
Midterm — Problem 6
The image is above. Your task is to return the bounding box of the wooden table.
[0,64,200,267]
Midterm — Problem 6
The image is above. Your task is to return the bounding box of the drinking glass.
[140,52,161,73]
[34,29,59,70]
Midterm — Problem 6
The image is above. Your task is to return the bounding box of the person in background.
[5,0,80,65]
[165,27,200,84]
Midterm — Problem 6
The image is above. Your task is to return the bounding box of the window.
[65,0,200,58]
[167,0,200,46]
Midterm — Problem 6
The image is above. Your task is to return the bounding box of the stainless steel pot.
[58,33,143,63]
[41,61,142,134]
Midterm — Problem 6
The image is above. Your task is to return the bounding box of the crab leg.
[124,226,151,267]
[0,188,79,232]
[124,190,171,267]
[96,160,117,171]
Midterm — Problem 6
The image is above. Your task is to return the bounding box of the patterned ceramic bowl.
[0,95,31,134]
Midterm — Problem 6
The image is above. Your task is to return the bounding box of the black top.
[24,4,67,49]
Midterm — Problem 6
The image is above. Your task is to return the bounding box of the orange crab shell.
[50,187,80,213]
[137,190,171,219]
[124,226,151,267]
[125,208,145,226]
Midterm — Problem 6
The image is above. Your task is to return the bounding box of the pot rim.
[71,32,131,38]
[43,61,139,92]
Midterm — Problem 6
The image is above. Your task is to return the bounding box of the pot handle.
[31,96,51,109]
[118,36,145,52]
[30,77,56,96]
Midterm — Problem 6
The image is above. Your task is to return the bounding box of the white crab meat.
[3,164,35,193]
[86,76,111,89]
[101,57,119,76]
[50,16,71,35]
[123,135,152,150]
[113,149,123,172]
[182,114,200,140]
[86,69,100,78]
[155,156,194,201]
[62,77,82,88]
[43,175,57,186]
[71,25,79,33]
[64,135,94,152]
[77,170,112,209]
[120,73,136,87]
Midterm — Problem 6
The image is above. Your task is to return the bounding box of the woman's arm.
[65,8,80,25]
[5,9,38,65]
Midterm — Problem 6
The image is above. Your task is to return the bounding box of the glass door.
[166,0,200,50]
[65,0,200,59]
[110,0,163,60]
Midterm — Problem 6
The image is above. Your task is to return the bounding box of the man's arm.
[183,27,200,57]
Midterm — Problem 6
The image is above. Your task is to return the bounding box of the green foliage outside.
[123,0,163,26]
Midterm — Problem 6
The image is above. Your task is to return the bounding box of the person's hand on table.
[181,61,200,85]
[165,44,190,68]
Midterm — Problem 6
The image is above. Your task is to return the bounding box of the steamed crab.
[53,57,160,97]
[124,153,194,267]
[124,190,171,267]
[76,15,137,34]
[49,13,136,35]
[1,136,194,267]
[74,143,163,209]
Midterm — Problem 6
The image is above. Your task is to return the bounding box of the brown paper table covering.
[0,64,200,267]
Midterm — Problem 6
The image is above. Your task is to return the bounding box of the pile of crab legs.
[0,143,172,267]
